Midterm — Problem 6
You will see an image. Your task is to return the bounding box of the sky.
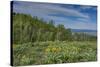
[12,1,97,30]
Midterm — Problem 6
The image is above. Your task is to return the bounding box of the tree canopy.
[12,13,97,44]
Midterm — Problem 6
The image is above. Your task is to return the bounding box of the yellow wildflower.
[45,48,50,52]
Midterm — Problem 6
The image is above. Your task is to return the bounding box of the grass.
[13,41,97,66]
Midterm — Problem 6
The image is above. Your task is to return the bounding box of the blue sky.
[12,1,97,30]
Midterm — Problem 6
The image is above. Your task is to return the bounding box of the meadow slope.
[13,41,97,65]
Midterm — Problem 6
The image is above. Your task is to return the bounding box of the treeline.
[12,13,97,44]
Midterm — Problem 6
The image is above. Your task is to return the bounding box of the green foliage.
[13,13,96,44]
[13,41,97,65]
[43,41,97,63]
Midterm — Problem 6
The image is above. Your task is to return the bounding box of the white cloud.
[13,2,90,19]
[80,6,93,9]
[13,1,96,30]
[76,18,90,22]
[34,3,90,19]
[63,21,96,30]
[80,5,97,10]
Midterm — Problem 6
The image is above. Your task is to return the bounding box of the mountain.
[71,29,97,32]
[71,29,97,36]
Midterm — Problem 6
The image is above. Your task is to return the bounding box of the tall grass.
[13,41,97,66]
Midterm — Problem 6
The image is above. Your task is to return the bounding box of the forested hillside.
[13,13,97,44]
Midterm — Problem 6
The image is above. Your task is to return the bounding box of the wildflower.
[45,48,50,52]
[52,47,57,52]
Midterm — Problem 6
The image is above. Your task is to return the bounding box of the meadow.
[13,41,97,66]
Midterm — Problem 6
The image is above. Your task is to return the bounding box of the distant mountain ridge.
[71,29,97,36]
[71,29,97,32]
